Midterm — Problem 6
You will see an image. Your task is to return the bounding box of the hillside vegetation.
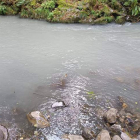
[0,0,140,24]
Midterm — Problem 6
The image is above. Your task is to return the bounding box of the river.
[0,16,140,139]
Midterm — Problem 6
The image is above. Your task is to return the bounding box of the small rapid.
[0,16,140,139]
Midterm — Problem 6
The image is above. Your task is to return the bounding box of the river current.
[0,16,140,139]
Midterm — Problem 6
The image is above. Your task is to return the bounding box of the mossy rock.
[53,8,80,23]
[115,16,126,24]
[94,16,114,24]
[79,16,94,24]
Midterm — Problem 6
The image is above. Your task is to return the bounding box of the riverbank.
[0,0,140,24]
[0,96,140,140]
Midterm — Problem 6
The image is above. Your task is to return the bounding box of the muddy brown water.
[0,16,140,139]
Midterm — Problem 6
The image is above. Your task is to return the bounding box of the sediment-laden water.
[0,16,140,139]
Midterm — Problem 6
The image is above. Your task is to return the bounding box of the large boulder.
[112,135,122,140]
[63,134,84,140]
[104,108,118,124]
[96,130,111,140]
[27,111,50,128]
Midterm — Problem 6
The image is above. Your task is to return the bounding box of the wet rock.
[134,79,140,85]
[0,125,8,140]
[63,134,84,140]
[121,132,131,140]
[119,110,126,123]
[137,135,140,140]
[111,124,122,132]
[96,108,105,118]
[27,111,50,128]
[96,130,111,140]
[115,16,126,24]
[51,101,66,108]
[125,117,134,126]
[119,110,126,116]
[132,122,140,133]
[112,135,122,140]
[118,96,128,110]
[115,77,124,83]
[94,16,114,25]
[126,113,133,118]
[135,112,140,120]
[104,108,118,124]
[0,129,4,140]
[82,127,95,139]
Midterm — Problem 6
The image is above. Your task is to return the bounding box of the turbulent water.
[0,16,140,139]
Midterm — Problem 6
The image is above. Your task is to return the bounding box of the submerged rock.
[63,134,84,140]
[118,96,128,110]
[125,117,134,126]
[121,132,131,140]
[27,111,50,128]
[0,125,8,140]
[104,108,118,124]
[112,135,122,140]
[82,127,95,139]
[51,101,66,108]
[96,130,111,140]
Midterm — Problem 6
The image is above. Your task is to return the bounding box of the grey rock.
[121,132,131,140]
[96,130,111,140]
[137,135,140,140]
[27,111,50,128]
[131,139,138,140]
[63,134,84,140]
[119,110,126,116]
[0,129,4,140]
[52,101,65,108]
[96,108,105,118]
[112,135,122,140]
[0,125,8,140]
[82,127,95,139]
[104,108,118,124]
[111,124,122,132]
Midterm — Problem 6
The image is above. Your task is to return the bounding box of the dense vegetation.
[0,0,140,24]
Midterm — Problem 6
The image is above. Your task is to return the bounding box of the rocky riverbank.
[0,0,140,24]
[0,96,140,140]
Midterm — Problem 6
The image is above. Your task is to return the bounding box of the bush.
[0,5,6,14]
